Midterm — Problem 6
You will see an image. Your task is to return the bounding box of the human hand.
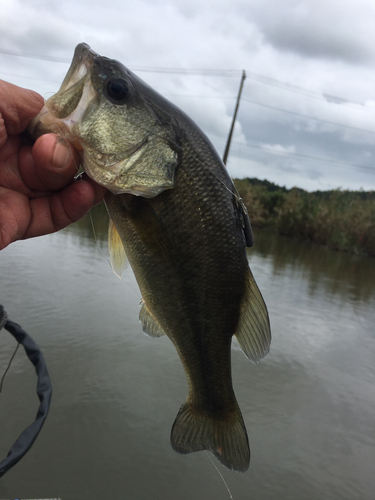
[0,80,107,250]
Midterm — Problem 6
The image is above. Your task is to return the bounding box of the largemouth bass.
[29,43,271,472]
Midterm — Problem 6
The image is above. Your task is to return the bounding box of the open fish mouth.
[28,44,98,148]
[57,44,98,100]
[46,44,98,122]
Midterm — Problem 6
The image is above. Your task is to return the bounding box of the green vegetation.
[233,178,375,257]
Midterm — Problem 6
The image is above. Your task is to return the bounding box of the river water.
[0,205,374,500]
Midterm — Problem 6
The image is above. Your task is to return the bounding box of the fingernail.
[53,138,71,168]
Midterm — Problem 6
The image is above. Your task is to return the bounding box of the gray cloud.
[241,0,375,64]
[0,0,374,192]
[263,26,371,64]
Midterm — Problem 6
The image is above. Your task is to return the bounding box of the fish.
[28,43,271,472]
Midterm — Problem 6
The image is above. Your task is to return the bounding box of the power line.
[1,47,373,176]
[0,70,61,85]
[0,48,69,63]
[226,139,375,173]
[0,48,239,76]
[0,46,372,108]
[243,71,357,105]
[167,93,375,135]
[1,62,373,136]
[240,97,375,135]
[133,67,239,77]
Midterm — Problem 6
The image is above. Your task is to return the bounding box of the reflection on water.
[251,228,375,304]
[72,203,375,302]
[0,208,374,500]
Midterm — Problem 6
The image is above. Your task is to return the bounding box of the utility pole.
[222,70,246,165]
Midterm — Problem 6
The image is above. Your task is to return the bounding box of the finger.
[20,133,81,192]
[0,80,44,136]
[78,174,108,205]
[22,178,106,239]
[0,187,30,250]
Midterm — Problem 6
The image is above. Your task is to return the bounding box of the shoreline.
[234,178,375,258]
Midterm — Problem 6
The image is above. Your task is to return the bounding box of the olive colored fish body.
[106,119,261,471]
[28,44,271,472]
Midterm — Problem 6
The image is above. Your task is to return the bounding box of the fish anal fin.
[108,217,128,278]
[139,300,166,338]
[171,401,250,472]
[235,268,271,363]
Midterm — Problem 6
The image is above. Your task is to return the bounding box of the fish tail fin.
[170,401,250,472]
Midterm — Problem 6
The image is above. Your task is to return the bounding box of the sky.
[1,0,375,192]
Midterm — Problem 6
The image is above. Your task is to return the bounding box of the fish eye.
[106,77,130,103]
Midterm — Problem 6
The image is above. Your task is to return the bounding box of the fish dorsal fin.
[139,300,166,338]
[235,268,271,363]
[108,217,128,279]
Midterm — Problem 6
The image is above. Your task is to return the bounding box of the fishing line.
[0,341,20,393]
[46,117,142,300]
[179,151,254,247]
[54,123,118,273]
[119,272,141,300]
[46,121,113,278]
[89,204,140,300]
[99,202,141,300]
[45,121,138,297]
[205,451,234,500]
[88,205,111,264]
[53,121,82,176]
[178,145,241,202]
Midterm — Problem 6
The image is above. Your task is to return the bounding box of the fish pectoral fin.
[171,402,250,472]
[108,217,128,278]
[139,300,166,338]
[235,268,271,363]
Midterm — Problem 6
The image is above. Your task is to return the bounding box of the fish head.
[28,43,180,197]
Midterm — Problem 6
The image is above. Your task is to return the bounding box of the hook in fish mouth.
[74,171,84,181]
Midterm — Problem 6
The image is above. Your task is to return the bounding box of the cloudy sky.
[1,0,375,192]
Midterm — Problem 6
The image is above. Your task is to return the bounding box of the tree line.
[234,178,375,257]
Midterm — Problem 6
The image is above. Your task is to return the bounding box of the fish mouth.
[58,43,98,100]
[27,43,99,148]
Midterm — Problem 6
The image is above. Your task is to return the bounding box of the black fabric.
[0,306,52,477]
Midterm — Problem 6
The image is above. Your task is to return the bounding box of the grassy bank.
[233,178,375,257]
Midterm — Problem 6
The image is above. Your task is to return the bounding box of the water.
[0,207,374,499]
